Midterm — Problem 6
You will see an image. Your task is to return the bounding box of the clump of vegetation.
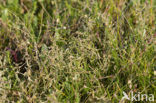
[0,0,155,102]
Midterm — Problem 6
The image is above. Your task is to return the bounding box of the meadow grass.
[0,0,155,103]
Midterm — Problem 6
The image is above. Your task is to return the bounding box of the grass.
[0,0,155,103]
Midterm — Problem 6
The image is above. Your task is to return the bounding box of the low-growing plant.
[0,0,155,103]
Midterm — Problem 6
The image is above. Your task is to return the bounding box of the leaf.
[41,44,48,53]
